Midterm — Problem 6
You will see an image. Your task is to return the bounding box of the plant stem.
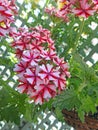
[73,18,85,53]
[43,0,50,11]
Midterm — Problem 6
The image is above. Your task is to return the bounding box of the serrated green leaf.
[24,102,33,122]
[81,95,97,114]
[54,107,64,121]
[78,109,85,122]
[0,105,20,125]
[53,89,81,110]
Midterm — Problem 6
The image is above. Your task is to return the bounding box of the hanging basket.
[62,109,98,130]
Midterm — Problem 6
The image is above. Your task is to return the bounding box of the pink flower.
[14,60,28,78]
[53,56,70,77]
[15,49,23,59]
[45,7,56,15]
[24,67,42,86]
[11,32,32,51]
[92,0,98,4]
[22,50,40,66]
[17,78,33,93]
[0,0,17,36]
[39,64,60,80]
[30,80,56,105]
[30,40,44,52]
[34,26,51,37]
[72,0,96,18]
[92,0,98,11]
[54,56,65,66]
[41,50,57,60]
[45,6,70,22]
[32,26,51,43]
[35,80,56,98]
[45,0,97,22]
[31,92,43,105]
[0,27,9,36]
[54,74,66,91]
[12,40,26,50]
[47,38,56,51]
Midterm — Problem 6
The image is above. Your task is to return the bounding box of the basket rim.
[62,109,98,130]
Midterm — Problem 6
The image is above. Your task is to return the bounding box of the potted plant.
[0,0,98,129]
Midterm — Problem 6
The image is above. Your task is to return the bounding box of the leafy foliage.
[54,52,98,121]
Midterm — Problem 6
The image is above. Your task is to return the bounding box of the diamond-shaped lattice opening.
[92,53,98,63]
[92,38,98,46]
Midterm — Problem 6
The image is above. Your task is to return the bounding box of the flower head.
[12,26,70,105]
[72,0,96,18]
[0,0,17,36]
[45,0,97,22]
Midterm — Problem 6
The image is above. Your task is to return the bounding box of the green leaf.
[40,98,54,110]
[53,88,81,110]
[81,95,97,114]
[54,107,64,121]
[78,109,85,122]
[0,105,20,124]
[24,100,33,122]
[0,86,27,124]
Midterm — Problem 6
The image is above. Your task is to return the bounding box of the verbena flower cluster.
[0,0,17,36]
[45,0,98,22]
[12,26,70,105]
